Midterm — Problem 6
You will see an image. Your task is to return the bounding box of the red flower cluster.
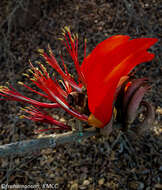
[0,27,158,130]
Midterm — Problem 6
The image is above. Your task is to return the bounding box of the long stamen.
[62,27,86,85]
[18,81,49,99]
[40,48,82,92]
[0,86,59,108]
[0,27,91,132]
[22,106,71,130]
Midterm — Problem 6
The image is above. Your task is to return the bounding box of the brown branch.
[0,96,153,158]
[0,128,98,158]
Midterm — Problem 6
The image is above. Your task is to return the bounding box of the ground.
[0,0,161,189]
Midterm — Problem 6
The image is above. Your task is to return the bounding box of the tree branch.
[0,128,98,158]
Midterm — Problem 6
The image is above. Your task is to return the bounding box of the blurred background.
[0,0,161,189]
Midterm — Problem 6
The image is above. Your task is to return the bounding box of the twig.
[0,0,24,30]
[122,0,134,33]
[111,130,122,149]
[0,128,98,158]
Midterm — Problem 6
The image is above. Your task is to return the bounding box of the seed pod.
[136,101,155,135]
[123,78,148,113]
[125,85,150,127]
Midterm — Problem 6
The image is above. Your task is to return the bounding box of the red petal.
[81,36,158,126]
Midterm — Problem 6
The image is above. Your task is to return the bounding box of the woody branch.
[0,128,98,158]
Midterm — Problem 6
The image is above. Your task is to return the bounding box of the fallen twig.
[0,128,98,158]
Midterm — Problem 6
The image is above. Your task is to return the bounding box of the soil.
[0,0,161,189]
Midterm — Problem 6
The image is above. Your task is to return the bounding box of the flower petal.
[81,36,158,127]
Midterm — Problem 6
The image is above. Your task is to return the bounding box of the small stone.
[155,184,162,189]
[79,185,87,190]
[70,183,78,190]
[80,166,88,173]
[83,180,90,186]
[49,173,55,178]
[129,181,144,189]
[98,178,105,185]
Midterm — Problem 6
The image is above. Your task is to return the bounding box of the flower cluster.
[0,27,158,131]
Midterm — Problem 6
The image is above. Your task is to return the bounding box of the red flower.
[81,35,158,127]
[0,27,158,130]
